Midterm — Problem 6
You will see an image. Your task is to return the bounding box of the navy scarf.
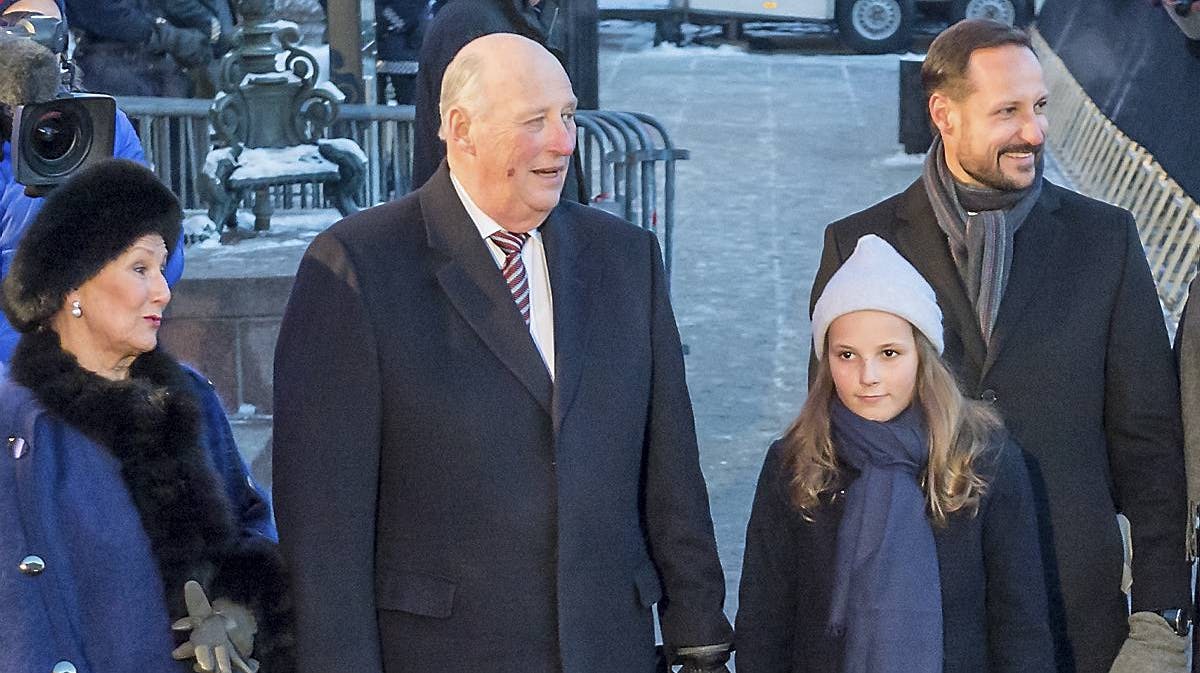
[828,399,943,673]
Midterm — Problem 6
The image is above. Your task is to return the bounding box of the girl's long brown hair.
[784,332,998,525]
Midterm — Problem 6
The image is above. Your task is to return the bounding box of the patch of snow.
[651,41,748,56]
[316,80,345,101]
[183,213,219,246]
[319,137,369,164]
[229,145,338,180]
[878,151,927,167]
[203,147,236,177]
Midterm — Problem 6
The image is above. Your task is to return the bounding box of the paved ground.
[597,20,935,619]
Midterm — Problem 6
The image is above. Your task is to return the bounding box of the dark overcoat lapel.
[892,182,988,379]
[892,181,1067,382]
[540,209,599,431]
[420,174,553,414]
[982,187,1064,378]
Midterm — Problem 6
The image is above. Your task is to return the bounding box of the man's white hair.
[438,49,488,140]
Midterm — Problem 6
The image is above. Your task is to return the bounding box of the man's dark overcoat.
[810,179,1190,673]
[272,164,733,673]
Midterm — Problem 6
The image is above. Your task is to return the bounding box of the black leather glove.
[147,19,211,68]
[674,644,732,673]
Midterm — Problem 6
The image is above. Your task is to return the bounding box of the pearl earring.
[71,301,82,318]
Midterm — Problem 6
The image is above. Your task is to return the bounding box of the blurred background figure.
[375,0,430,104]
[65,0,236,98]
[411,0,562,189]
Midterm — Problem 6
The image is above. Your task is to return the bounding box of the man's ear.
[444,107,476,157]
[928,92,955,138]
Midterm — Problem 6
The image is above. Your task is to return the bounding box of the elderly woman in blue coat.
[0,159,293,673]
[735,235,1055,673]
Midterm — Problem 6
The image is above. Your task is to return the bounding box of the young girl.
[735,235,1054,673]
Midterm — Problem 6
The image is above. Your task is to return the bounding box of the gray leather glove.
[147,19,211,68]
[171,580,260,673]
[1108,611,1187,673]
[675,643,733,673]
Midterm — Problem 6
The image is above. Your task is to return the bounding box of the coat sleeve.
[65,0,155,43]
[188,370,276,541]
[272,231,384,673]
[981,439,1056,673]
[640,232,733,652]
[1103,214,1190,613]
[1176,274,1200,555]
[807,225,847,387]
[734,440,799,673]
[184,369,294,672]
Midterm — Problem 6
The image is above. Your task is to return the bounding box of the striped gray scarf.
[922,136,1042,344]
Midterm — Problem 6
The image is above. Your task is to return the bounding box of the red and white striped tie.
[489,230,532,326]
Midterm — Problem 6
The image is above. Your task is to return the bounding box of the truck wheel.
[836,0,915,54]
[951,0,1034,26]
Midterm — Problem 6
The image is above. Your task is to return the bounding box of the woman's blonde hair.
[785,330,998,525]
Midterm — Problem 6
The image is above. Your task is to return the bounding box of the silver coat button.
[9,436,27,459]
[52,661,77,673]
[19,555,46,575]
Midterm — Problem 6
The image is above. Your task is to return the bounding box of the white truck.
[607,0,1048,53]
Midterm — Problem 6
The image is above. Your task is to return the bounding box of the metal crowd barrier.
[575,110,689,280]
[1033,30,1200,328]
[113,100,687,276]
[116,96,415,211]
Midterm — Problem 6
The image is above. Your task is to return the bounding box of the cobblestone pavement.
[598,22,937,619]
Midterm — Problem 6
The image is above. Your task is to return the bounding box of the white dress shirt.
[450,172,556,379]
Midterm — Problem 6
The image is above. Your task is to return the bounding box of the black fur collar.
[10,329,294,672]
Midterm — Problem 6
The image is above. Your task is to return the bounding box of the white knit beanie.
[811,234,943,359]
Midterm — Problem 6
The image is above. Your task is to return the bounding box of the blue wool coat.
[736,435,1056,673]
[0,358,274,673]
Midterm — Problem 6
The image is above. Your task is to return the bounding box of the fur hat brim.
[1,159,182,332]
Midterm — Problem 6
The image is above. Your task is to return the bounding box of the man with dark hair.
[810,18,1190,673]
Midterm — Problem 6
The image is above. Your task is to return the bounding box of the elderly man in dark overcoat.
[272,33,733,673]
[810,19,1190,673]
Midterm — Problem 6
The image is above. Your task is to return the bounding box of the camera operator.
[0,0,184,363]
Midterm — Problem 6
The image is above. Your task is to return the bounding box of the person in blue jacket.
[0,0,185,363]
[0,159,293,673]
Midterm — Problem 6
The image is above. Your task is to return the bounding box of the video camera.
[0,14,115,189]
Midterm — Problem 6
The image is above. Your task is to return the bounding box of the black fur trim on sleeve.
[212,536,297,673]
[9,329,296,671]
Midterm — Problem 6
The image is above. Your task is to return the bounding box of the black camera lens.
[19,99,94,178]
[30,109,79,162]
[13,94,115,187]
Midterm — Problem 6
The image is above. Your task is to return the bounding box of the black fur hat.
[1,159,182,333]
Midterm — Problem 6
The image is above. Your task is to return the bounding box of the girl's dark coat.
[0,330,293,672]
[735,435,1056,673]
